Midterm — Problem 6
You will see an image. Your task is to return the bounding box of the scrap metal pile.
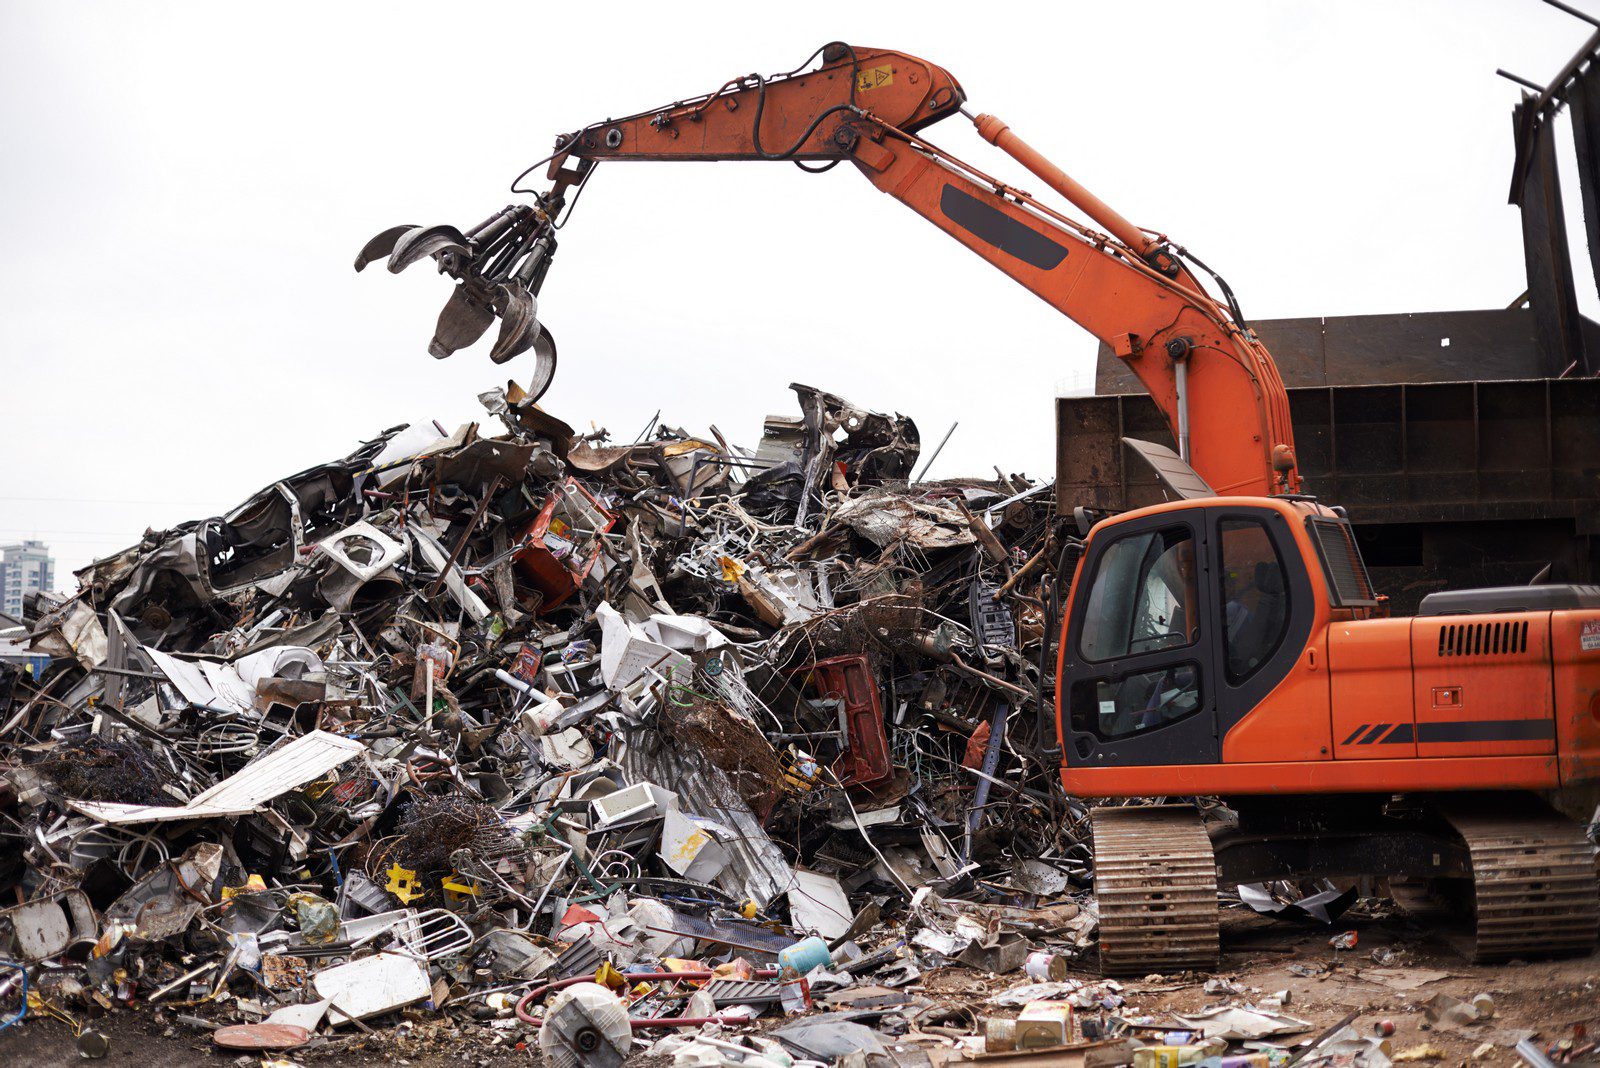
[0,380,1112,1063]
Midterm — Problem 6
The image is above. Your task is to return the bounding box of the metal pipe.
[983,477,1056,518]
[971,113,1159,258]
[1528,27,1600,113]
[1174,357,1192,461]
[911,421,958,482]
[1497,69,1548,93]
[1543,0,1600,28]
[494,669,553,703]
[1515,1037,1559,1068]
[962,702,1010,863]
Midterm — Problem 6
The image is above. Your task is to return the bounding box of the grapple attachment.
[356,204,559,401]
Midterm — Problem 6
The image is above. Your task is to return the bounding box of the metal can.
[1024,950,1067,982]
[984,1018,1018,1053]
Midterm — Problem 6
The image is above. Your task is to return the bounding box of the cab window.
[1078,526,1198,662]
[1069,662,1203,739]
[1219,518,1290,683]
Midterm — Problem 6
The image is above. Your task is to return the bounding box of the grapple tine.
[388,224,470,274]
[489,284,538,364]
[428,283,496,360]
[522,324,558,403]
[354,224,417,272]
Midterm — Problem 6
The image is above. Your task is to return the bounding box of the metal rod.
[912,421,958,482]
[1497,69,1548,93]
[643,925,778,956]
[983,477,1056,517]
[995,543,1052,598]
[1543,0,1600,28]
[88,666,165,680]
[149,961,217,1002]
[1286,1012,1361,1068]
[962,702,1010,863]
[425,474,502,600]
[1530,27,1600,113]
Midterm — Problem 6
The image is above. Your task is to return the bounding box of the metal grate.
[1437,618,1529,657]
[1307,518,1377,607]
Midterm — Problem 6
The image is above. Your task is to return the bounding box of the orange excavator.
[359,43,1600,972]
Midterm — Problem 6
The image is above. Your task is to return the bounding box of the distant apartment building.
[1,540,53,620]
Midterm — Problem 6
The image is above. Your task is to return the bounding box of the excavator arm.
[366,42,1299,497]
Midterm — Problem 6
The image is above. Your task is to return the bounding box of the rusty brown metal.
[1059,313,1600,614]
[1512,98,1588,375]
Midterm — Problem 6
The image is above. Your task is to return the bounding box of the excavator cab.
[1055,494,1600,975]
[1057,497,1331,775]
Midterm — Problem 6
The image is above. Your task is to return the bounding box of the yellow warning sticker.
[856,65,894,92]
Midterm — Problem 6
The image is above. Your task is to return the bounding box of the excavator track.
[1439,803,1599,962]
[1092,805,1219,975]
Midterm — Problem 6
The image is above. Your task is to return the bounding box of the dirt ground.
[2,905,1595,1067]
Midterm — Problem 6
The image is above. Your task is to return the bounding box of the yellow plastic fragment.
[384,862,422,904]
[441,873,481,901]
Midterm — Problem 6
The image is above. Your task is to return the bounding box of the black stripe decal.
[1417,719,1556,743]
[939,185,1070,270]
[1357,723,1391,745]
[1380,723,1414,744]
[1341,724,1369,746]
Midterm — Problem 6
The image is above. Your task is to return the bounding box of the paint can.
[984,1018,1018,1053]
[1024,950,1067,982]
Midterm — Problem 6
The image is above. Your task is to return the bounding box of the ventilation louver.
[1436,619,1529,657]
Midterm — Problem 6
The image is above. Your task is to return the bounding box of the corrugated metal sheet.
[619,729,793,906]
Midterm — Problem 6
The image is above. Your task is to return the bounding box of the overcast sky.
[1,0,1593,583]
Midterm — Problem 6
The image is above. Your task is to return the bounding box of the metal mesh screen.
[1307,518,1377,607]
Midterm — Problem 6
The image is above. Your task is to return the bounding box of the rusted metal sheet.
[1568,64,1600,320]
[1058,377,1600,614]
[1059,377,1600,515]
[1512,97,1588,375]
[1094,308,1563,395]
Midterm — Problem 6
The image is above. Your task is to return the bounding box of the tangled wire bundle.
[37,737,170,804]
[395,795,506,871]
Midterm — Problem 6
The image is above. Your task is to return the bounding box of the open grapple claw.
[353,224,416,272]
[387,224,471,274]
[355,202,560,376]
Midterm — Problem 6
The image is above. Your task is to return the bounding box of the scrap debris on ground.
[0,382,1594,1066]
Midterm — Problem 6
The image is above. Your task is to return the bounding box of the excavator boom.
[361,42,1299,498]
